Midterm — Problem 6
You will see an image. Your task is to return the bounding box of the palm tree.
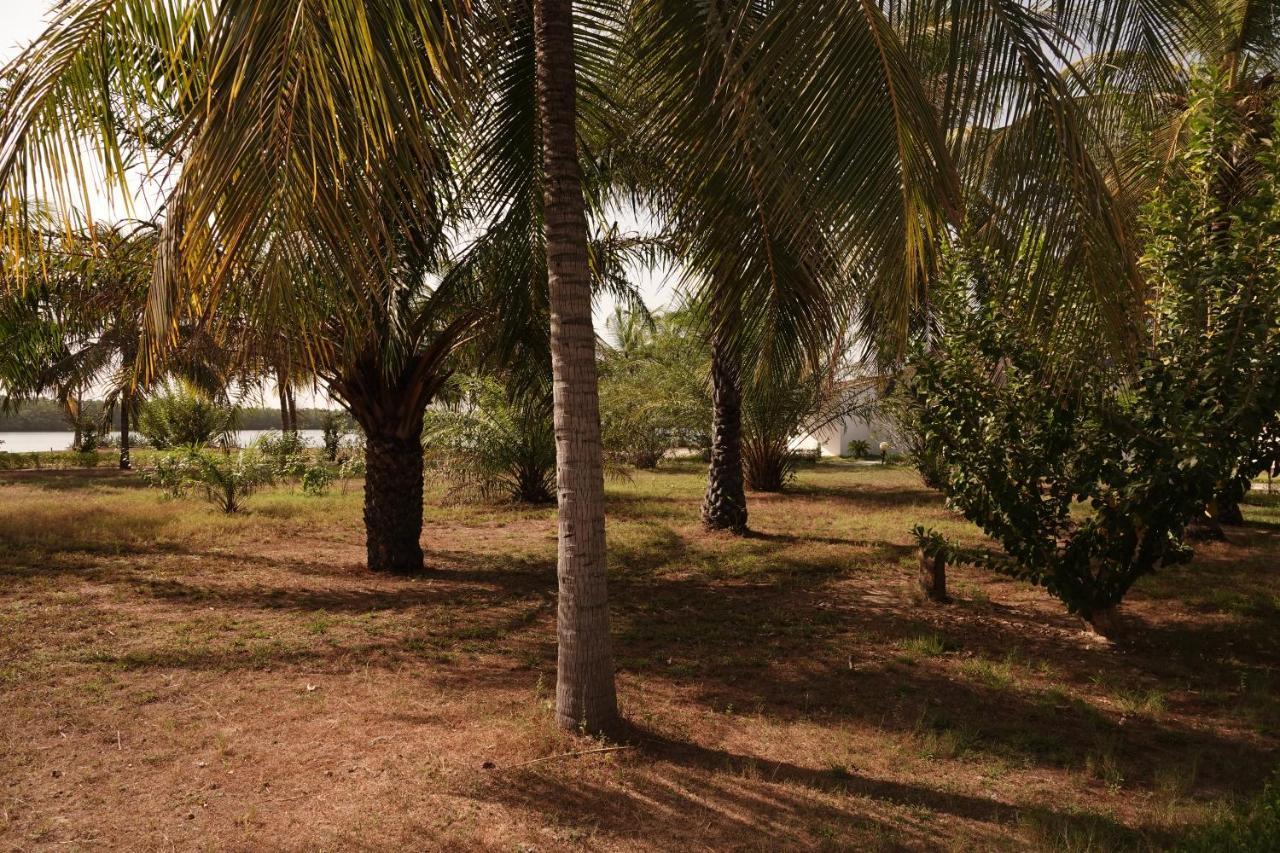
[531,0,620,735]
[0,219,156,469]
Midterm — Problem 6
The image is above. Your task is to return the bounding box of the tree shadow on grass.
[464,720,1162,850]
[0,468,145,490]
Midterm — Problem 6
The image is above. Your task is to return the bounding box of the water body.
[0,429,326,454]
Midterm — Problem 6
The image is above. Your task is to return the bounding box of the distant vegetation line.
[0,399,333,431]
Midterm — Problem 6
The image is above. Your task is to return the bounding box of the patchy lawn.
[0,461,1277,850]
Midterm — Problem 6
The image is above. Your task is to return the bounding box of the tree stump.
[918,546,949,603]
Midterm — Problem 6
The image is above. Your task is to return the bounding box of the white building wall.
[791,415,896,458]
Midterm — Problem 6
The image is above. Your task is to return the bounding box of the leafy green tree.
[910,75,1280,633]
[598,309,710,468]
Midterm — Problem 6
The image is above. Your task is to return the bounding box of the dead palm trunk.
[702,325,748,533]
[534,0,618,736]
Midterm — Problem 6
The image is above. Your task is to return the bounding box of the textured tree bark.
[363,434,425,575]
[534,0,619,736]
[1213,488,1246,526]
[917,546,948,603]
[1084,605,1122,640]
[118,391,132,470]
[278,375,291,433]
[702,330,748,533]
[286,386,299,434]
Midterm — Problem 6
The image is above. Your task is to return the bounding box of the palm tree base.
[364,435,425,575]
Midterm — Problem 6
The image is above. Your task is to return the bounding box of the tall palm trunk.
[287,386,299,434]
[278,371,290,433]
[702,326,748,533]
[118,389,132,470]
[533,0,618,736]
[363,430,425,575]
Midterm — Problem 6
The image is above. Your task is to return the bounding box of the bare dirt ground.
[1,463,1276,850]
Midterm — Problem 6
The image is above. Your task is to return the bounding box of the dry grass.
[0,461,1277,850]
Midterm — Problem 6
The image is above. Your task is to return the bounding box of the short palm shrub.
[423,376,556,504]
[188,451,274,513]
[143,449,273,512]
[138,381,236,449]
[254,430,310,480]
[742,366,874,492]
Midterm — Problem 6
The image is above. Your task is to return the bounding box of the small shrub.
[254,431,310,481]
[320,411,350,462]
[145,450,273,513]
[845,439,870,459]
[189,451,273,513]
[142,452,197,499]
[301,464,337,496]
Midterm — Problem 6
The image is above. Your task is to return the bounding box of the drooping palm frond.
[886,0,1162,357]
[0,0,476,367]
[624,0,959,370]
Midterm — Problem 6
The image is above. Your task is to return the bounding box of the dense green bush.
[598,310,710,468]
[254,430,310,480]
[138,382,236,450]
[906,89,1280,627]
[908,75,1280,631]
[320,411,351,461]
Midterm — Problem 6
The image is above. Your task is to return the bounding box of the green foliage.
[320,411,351,461]
[76,422,101,453]
[186,451,274,514]
[845,439,870,459]
[138,382,236,450]
[742,361,875,492]
[423,376,557,504]
[598,310,711,468]
[301,464,337,496]
[1179,773,1280,852]
[142,448,273,512]
[142,452,199,499]
[907,72,1280,622]
[253,431,310,480]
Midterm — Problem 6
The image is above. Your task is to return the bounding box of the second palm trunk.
[702,331,748,533]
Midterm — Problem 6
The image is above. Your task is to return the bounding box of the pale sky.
[1,1,676,408]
